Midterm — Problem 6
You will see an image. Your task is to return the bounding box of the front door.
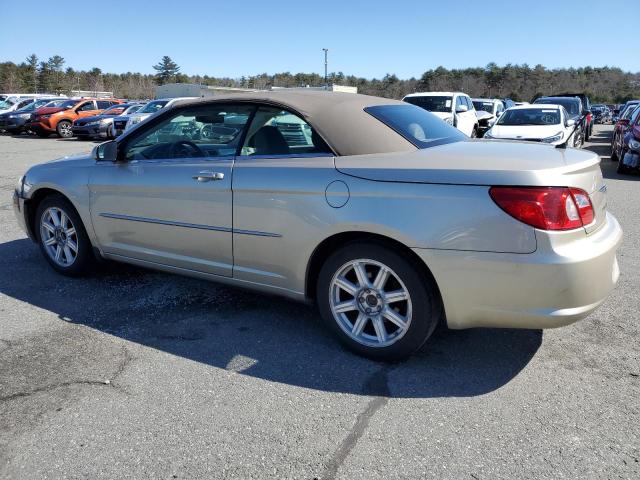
[89,103,254,276]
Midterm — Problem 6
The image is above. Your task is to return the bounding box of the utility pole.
[322,48,328,89]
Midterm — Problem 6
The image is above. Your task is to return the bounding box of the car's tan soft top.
[172,90,417,156]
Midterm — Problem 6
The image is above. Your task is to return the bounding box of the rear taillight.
[489,186,594,231]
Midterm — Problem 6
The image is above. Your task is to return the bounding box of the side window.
[97,100,112,109]
[455,96,465,109]
[123,104,254,161]
[496,102,504,114]
[241,106,332,157]
[77,101,95,112]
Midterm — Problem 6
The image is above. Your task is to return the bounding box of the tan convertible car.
[13,91,622,359]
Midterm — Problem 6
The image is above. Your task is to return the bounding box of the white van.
[403,91,479,137]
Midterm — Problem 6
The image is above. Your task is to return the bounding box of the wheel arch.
[26,188,80,241]
[305,231,444,312]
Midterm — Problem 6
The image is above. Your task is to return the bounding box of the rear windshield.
[404,96,452,113]
[497,108,561,126]
[365,104,466,149]
[534,98,581,116]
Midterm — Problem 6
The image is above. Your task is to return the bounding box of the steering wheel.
[170,140,205,158]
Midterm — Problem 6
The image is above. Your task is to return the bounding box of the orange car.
[28,98,123,138]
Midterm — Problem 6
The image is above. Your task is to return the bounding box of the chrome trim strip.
[235,153,334,160]
[99,212,281,237]
[233,228,281,238]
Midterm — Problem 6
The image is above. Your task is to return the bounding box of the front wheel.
[316,243,441,360]
[35,195,95,276]
[56,120,73,138]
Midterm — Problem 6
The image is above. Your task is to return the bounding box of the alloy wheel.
[58,122,72,138]
[40,207,79,267]
[329,259,412,348]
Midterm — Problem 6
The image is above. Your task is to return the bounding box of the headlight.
[629,138,640,151]
[17,113,31,119]
[41,114,51,119]
[85,121,100,126]
[444,116,454,125]
[542,132,563,143]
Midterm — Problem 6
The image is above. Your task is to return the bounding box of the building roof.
[172,90,416,156]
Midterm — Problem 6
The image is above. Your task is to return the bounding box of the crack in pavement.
[322,365,391,480]
[0,345,134,403]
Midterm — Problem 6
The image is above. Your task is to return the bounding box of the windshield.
[534,98,581,116]
[404,96,453,113]
[139,100,168,114]
[17,99,51,112]
[622,104,639,120]
[473,101,495,113]
[0,100,16,109]
[365,104,466,149]
[497,108,561,126]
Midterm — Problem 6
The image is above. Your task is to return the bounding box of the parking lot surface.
[0,127,638,479]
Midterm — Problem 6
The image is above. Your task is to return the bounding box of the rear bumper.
[414,212,623,329]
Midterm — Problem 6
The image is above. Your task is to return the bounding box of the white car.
[472,98,505,137]
[124,97,196,131]
[484,104,581,147]
[403,91,479,137]
[0,97,37,115]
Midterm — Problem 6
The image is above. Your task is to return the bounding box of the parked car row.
[403,90,592,148]
[0,94,203,140]
[611,100,640,175]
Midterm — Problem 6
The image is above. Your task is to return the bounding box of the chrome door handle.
[192,171,224,182]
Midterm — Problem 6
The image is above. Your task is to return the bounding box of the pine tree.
[152,56,180,85]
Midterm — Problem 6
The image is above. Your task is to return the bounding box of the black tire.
[617,161,630,175]
[584,123,590,142]
[56,120,73,138]
[35,194,95,276]
[35,130,50,138]
[316,242,442,361]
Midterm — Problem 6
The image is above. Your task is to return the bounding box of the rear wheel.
[56,120,73,138]
[35,195,95,276]
[317,242,441,360]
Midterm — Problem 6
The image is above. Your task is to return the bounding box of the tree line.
[1,54,639,103]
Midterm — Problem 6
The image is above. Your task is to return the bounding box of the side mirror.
[93,140,118,162]
[566,119,576,127]
[456,104,469,113]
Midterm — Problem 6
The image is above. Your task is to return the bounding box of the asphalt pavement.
[0,127,638,479]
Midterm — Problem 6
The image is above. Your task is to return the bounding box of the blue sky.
[1,0,637,79]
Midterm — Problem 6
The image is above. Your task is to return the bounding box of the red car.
[611,102,640,161]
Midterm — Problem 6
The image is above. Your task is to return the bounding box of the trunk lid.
[335,140,607,234]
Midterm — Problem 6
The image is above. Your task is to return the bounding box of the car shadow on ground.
[586,126,640,181]
[0,238,542,398]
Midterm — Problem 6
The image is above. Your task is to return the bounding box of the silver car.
[13,91,622,360]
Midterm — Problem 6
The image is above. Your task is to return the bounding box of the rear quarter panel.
[232,156,536,296]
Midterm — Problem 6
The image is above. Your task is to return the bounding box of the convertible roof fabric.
[173,91,417,156]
